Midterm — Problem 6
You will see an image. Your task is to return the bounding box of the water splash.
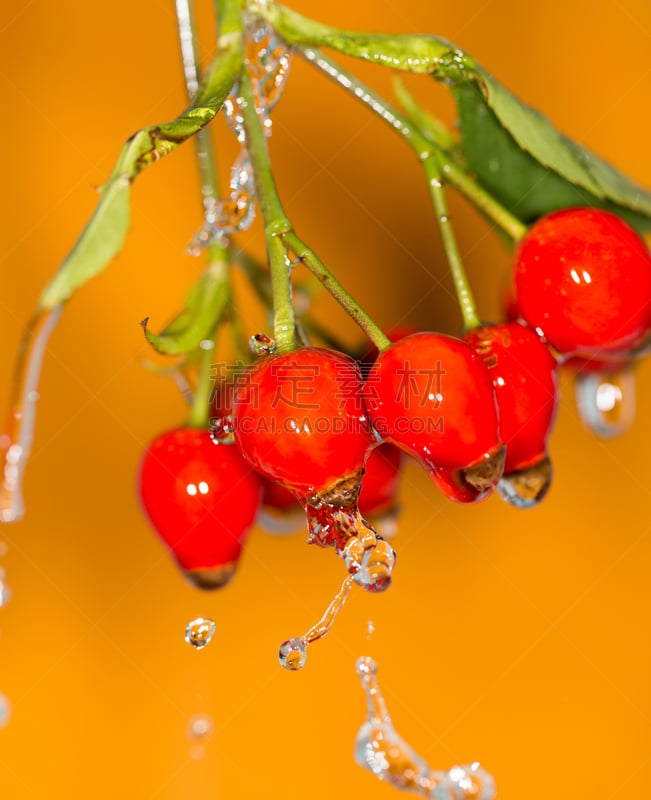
[575,368,635,439]
[188,20,292,253]
[498,456,553,509]
[278,575,353,671]
[306,503,396,593]
[355,656,496,799]
[185,618,216,650]
[1,308,62,523]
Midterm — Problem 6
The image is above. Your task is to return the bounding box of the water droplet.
[278,637,307,671]
[188,713,213,740]
[575,368,635,438]
[366,620,375,641]
[209,415,235,444]
[0,694,10,728]
[498,456,552,509]
[354,657,496,798]
[249,333,276,356]
[305,490,396,592]
[185,618,216,650]
[279,576,353,671]
[1,308,63,523]
[0,581,12,608]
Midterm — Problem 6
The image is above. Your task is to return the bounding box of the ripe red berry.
[366,332,504,502]
[463,322,558,507]
[514,208,651,356]
[232,347,373,505]
[138,427,262,589]
[463,322,558,472]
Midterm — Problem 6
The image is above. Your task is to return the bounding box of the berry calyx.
[138,427,262,589]
[366,332,504,502]
[513,208,651,356]
[232,347,373,504]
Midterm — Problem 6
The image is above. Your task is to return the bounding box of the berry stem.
[422,154,481,331]
[280,230,391,351]
[238,68,297,354]
[298,47,527,244]
[238,65,389,352]
[177,0,222,218]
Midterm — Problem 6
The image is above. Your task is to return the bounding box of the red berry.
[366,332,504,502]
[358,444,402,519]
[262,478,299,511]
[138,427,262,589]
[463,322,559,473]
[232,347,373,504]
[257,478,304,535]
[514,208,651,355]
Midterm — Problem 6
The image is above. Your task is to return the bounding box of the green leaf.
[257,3,452,72]
[142,257,230,355]
[38,25,243,310]
[451,67,651,231]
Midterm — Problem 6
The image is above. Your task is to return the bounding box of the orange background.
[2,1,651,797]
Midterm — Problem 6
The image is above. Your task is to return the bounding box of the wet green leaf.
[142,257,230,356]
[452,68,651,230]
[259,3,452,72]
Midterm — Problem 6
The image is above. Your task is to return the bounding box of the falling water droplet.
[0,581,12,608]
[188,713,214,740]
[1,308,62,523]
[366,620,375,641]
[305,491,396,593]
[575,368,635,439]
[0,694,10,728]
[278,637,307,671]
[185,618,216,650]
[249,333,277,356]
[279,575,354,671]
[354,657,496,798]
[497,456,552,509]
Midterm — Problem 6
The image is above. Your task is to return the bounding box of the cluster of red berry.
[139,207,651,590]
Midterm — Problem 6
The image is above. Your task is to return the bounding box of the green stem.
[422,156,480,330]
[281,231,390,351]
[298,47,526,244]
[298,47,481,330]
[238,69,296,353]
[188,324,217,428]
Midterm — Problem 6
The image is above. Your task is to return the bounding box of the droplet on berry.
[306,502,396,592]
[209,415,235,444]
[574,367,635,439]
[249,333,276,356]
[278,637,307,671]
[497,456,552,509]
[185,617,216,650]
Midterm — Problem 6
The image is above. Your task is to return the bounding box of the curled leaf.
[38,24,243,310]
